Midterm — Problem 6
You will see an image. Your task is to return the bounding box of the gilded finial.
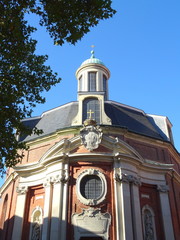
[91,45,95,58]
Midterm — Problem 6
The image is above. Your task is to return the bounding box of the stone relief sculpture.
[142,205,156,240]
[31,217,41,240]
[30,207,43,240]
[144,210,154,240]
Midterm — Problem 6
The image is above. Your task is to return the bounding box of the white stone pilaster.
[114,172,134,240]
[50,178,63,240]
[49,164,69,240]
[60,163,69,239]
[41,181,52,240]
[12,186,28,240]
[114,176,122,240]
[158,185,175,240]
[131,182,143,240]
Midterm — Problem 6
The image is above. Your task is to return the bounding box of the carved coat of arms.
[80,123,103,151]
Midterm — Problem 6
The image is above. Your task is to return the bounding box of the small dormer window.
[167,124,174,144]
[83,98,100,123]
[88,72,96,91]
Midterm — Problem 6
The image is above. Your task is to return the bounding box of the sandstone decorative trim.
[72,208,111,240]
[114,172,141,186]
[16,186,28,195]
[43,169,69,187]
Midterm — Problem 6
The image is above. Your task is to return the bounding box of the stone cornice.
[0,172,18,195]
[25,127,80,147]
[140,159,174,173]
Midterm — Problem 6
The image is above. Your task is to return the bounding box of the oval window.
[80,175,102,199]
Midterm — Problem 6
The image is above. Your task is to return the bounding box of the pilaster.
[157,184,175,240]
[50,166,69,240]
[41,180,52,240]
[114,171,143,240]
[12,186,28,240]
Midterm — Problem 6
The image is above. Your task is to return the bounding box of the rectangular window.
[88,72,96,91]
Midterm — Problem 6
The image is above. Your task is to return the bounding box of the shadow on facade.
[0,216,105,240]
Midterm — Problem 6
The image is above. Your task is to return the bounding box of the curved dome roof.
[81,50,105,66]
[20,101,167,143]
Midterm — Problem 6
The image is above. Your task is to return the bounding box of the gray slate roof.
[20,100,167,142]
[20,102,78,142]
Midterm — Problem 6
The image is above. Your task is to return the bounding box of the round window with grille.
[76,169,107,206]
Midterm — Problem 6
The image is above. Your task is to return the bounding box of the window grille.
[80,175,102,199]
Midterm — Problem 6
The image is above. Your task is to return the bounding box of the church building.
[0,52,180,240]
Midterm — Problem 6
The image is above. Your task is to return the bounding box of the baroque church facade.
[0,52,180,240]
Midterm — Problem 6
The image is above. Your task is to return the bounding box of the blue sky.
[30,0,180,150]
[0,0,180,185]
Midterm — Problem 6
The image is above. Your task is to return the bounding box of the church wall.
[104,130,180,170]
[166,174,180,240]
[21,185,45,240]
[0,178,19,240]
[22,133,75,164]
[128,138,180,173]
[139,183,165,240]
[67,161,115,240]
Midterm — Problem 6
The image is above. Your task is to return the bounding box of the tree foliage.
[0,0,116,173]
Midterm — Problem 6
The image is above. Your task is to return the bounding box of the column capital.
[16,186,28,195]
[114,173,141,186]
[157,184,169,193]
[44,169,69,187]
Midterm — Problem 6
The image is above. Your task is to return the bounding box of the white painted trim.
[159,191,175,240]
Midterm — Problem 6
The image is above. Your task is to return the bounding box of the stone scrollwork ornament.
[80,120,103,151]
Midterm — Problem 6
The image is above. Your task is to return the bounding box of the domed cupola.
[72,51,111,126]
[76,50,110,100]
